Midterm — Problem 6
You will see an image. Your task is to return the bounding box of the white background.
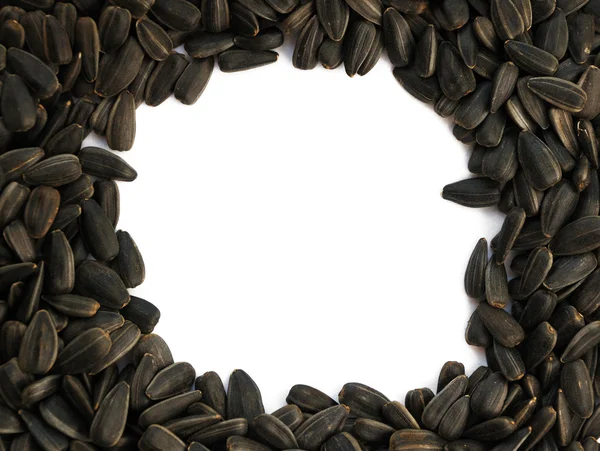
[85,41,504,412]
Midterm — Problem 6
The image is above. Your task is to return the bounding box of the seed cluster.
[1,0,600,450]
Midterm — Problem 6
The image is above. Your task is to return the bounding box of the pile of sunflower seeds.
[3,0,600,449]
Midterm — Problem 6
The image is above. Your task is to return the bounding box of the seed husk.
[485,257,510,308]
[442,177,502,208]
[90,381,130,447]
[339,382,388,420]
[293,15,325,70]
[139,424,187,451]
[74,260,129,309]
[438,41,476,100]
[79,199,119,262]
[19,409,69,451]
[21,374,61,408]
[528,77,588,113]
[519,247,554,297]
[477,302,526,347]
[286,384,337,413]
[491,62,519,113]
[98,6,131,54]
[43,14,72,65]
[174,57,214,106]
[575,65,600,119]
[23,154,82,188]
[561,359,594,418]
[39,394,89,441]
[96,36,145,98]
[136,16,173,62]
[227,369,265,421]
[550,216,600,255]
[76,17,100,83]
[106,90,136,151]
[295,404,350,450]
[389,429,446,451]
[383,8,414,68]
[422,375,468,429]
[414,24,437,78]
[319,38,344,70]
[345,0,383,25]
[89,321,140,375]
[393,66,442,104]
[78,146,137,181]
[505,40,559,75]
[343,19,376,77]
[185,32,235,59]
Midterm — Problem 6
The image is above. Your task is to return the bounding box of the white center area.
[86,50,503,411]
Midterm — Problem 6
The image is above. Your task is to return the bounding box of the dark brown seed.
[144,52,188,105]
[471,372,508,419]
[201,0,230,33]
[506,95,538,132]
[541,180,579,238]
[4,220,36,263]
[0,20,25,49]
[252,413,298,449]
[106,90,136,151]
[130,353,156,413]
[39,394,89,441]
[389,429,446,451]
[482,130,519,182]
[279,2,314,34]
[491,0,525,40]
[561,359,594,418]
[345,0,383,25]
[536,9,568,60]
[474,16,502,53]
[152,0,201,31]
[528,77,588,113]
[78,146,137,181]
[89,96,115,136]
[477,302,526,347]
[139,424,187,451]
[383,8,414,68]
[319,38,344,70]
[382,401,420,430]
[316,0,348,41]
[79,199,119,261]
[549,107,579,157]
[358,28,383,76]
[577,119,599,168]
[344,19,376,77]
[455,81,492,130]
[568,12,594,64]
[442,177,501,207]
[111,0,155,18]
[485,257,510,308]
[466,309,494,347]
[76,17,100,83]
[496,208,526,263]
[43,293,99,317]
[90,381,130,447]
[491,62,519,113]
[339,382,388,420]
[518,131,562,190]
[575,65,600,119]
[185,32,235,59]
[562,321,600,362]
[43,14,72,65]
[174,57,214,106]
[550,216,600,255]
[465,238,488,298]
[7,47,58,99]
[96,36,145,98]
[227,369,265,421]
[136,16,173,61]
[133,333,174,369]
[139,390,202,428]
[17,310,57,375]
[230,3,259,37]
[437,362,466,394]
[74,260,129,308]
[19,410,69,451]
[89,321,140,375]
[189,418,249,445]
[286,384,337,413]
[519,247,554,296]
[322,432,362,451]
[21,374,61,408]
[23,155,82,188]
[272,404,302,430]
[145,361,195,400]
[55,327,111,374]
[464,417,517,441]
[438,41,476,100]
[422,375,468,429]
[22,186,59,239]
[293,15,325,70]
[393,66,442,104]
[505,40,559,75]
[295,404,350,450]
[494,341,526,381]
[521,321,558,369]
[2,75,37,133]
[413,24,437,78]
[98,6,130,55]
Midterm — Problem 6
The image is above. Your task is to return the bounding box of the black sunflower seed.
[505,40,559,75]
[227,369,265,421]
[136,16,173,62]
[535,9,568,60]
[202,0,230,33]
[345,0,383,25]
[7,47,58,99]
[39,394,89,441]
[518,130,562,190]
[528,77,588,113]
[97,9,129,56]
[54,327,111,374]
[442,177,501,207]
[561,359,594,418]
[477,302,526,347]
[490,0,525,40]
[43,14,72,65]
[319,38,344,70]
[90,381,130,447]
[343,19,376,77]
[575,65,600,119]
[550,216,600,255]
[295,404,350,450]
[389,429,446,451]
[79,199,119,262]
[383,8,414,68]
[414,24,437,78]
[96,36,145,98]
[293,15,325,70]
[139,424,187,450]
[422,375,468,429]
[438,41,476,100]
[151,0,201,32]
[568,12,594,64]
